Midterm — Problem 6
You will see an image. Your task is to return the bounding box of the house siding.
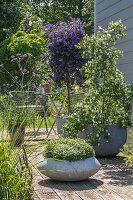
[95,0,133,84]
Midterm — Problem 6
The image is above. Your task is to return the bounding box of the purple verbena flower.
[14,76,18,80]
[16,53,21,56]
[32,83,37,89]
[32,72,36,76]
[11,55,15,58]
[27,53,32,56]
[36,66,39,70]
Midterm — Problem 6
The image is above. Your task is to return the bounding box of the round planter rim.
[42,156,95,163]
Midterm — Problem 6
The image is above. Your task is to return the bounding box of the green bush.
[121,131,133,167]
[0,140,33,200]
[8,31,45,57]
[63,21,132,146]
[0,31,46,89]
[43,138,95,161]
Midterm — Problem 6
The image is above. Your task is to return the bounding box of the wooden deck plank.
[35,190,60,200]
[31,147,133,200]
[32,192,40,200]
[104,185,133,200]
[33,176,61,200]
[90,185,124,200]
[84,179,126,200]
[67,181,103,200]
[46,180,82,200]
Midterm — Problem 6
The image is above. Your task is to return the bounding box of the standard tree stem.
[102,74,106,124]
[102,95,105,113]
[66,77,71,115]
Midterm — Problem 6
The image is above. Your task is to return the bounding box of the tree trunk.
[66,77,71,114]
[102,74,106,124]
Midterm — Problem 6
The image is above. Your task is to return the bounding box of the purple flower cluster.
[43,24,56,32]
[11,53,33,62]
[42,18,86,86]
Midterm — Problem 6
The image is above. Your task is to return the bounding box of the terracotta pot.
[43,83,51,94]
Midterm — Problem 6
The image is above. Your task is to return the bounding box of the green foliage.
[121,131,133,167]
[8,31,45,57]
[0,53,43,129]
[39,0,94,35]
[77,20,132,124]
[0,95,36,127]
[43,138,95,161]
[63,21,132,146]
[0,53,46,93]
[20,14,43,34]
[0,139,33,200]
[0,0,23,42]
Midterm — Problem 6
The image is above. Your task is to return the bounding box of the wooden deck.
[32,153,133,200]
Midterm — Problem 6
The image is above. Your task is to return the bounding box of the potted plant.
[37,138,101,181]
[63,21,132,157]
[41,18,86,133]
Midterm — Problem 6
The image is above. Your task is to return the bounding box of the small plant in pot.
[63,20,132,157]
[37,138,101,181]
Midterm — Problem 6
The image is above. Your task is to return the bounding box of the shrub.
[0,30,46,89]
[121,131,133,167]
[43,138,95,161]
[62,21,132,146]
[0,139,33,200]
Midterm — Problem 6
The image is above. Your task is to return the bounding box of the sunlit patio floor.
[31,143,133,200]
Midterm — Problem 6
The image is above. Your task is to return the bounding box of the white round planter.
[37,157,101,181]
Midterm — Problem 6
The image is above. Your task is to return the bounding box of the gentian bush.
[42,18,86,114]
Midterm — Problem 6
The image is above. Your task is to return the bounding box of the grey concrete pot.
[56,117,85,138]
[37,157,101,181]
[55,117,67,135]
[55,118,127,157]
[79,124,127,157]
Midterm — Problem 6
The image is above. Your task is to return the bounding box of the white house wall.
[95,0,133,84]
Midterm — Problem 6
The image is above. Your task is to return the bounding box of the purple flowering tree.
[43,18,86,114]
